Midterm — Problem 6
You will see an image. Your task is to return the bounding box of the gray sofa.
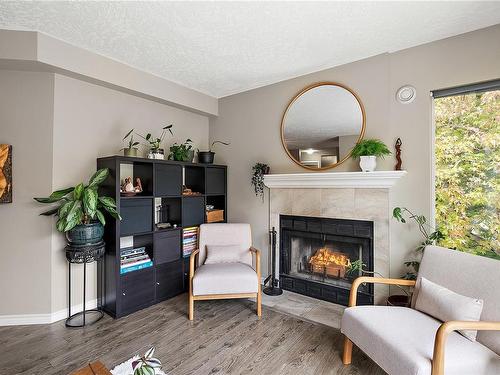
[341,245,500,375]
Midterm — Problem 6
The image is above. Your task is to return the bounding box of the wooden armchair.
[341,246,500,375]
[188,223,261,321]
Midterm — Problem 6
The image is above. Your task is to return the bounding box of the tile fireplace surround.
[264,171,406,304]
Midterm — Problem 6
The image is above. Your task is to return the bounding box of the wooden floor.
[0,294,385,374]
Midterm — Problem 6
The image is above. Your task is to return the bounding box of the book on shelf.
[120,260,153,274]
[182,226,199,257]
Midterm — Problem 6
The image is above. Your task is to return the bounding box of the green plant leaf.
[74,183,85,200]
[83,188,98,217]
[96,209,106,226]
[40,207,59,216]
[123,128,134,140]
[98,196,117,208]
[56,218,67,232]
[88,168,109,188]
[58,201,72,219]
[65,201,81,222]
[103,205,122,220]
[64,215,80,232]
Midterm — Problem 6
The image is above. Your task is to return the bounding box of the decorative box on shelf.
[206,209,224,223]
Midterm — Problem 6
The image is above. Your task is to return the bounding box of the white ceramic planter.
[359,155,377,172]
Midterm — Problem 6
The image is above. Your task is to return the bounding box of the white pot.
[359,155,377,172]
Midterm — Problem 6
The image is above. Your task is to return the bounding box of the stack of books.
[183,227,198,257]
[120,247,153,274]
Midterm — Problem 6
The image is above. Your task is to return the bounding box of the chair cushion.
[192,262,258,296]
[204,245,249,264]
[341,306,500,375]
[415,277,483,341]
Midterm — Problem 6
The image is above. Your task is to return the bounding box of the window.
[433,80,499,259]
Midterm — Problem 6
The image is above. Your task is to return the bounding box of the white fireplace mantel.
[263,170,407,189]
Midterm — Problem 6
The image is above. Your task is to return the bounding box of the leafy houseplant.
[393,207,444,280]
[168,139,194,162]
[132,347,162,375]
[198,140,230,164]
[351,139,391,172]
[34,168,121,245]
[137,124,173,160]
[122,128,140,157]
[251,163,270,201]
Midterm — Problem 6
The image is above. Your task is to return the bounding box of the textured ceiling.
[1,2,499,98]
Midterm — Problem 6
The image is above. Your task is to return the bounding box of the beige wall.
[210,25,500,278]
[51,74,209,312]
[0,70,54,315]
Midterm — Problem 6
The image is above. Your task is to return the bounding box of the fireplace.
[279,215,374,306]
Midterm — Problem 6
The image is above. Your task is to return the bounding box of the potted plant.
[251,163,270,201]
[198,140,230,164]
[393,207,444,280]
[347,259,412,307]
[132,347,162,375]
[122,128,140,157]
[137,124,173,159]
[34,168,121,245]
[351,139,391,172]
[168,139,194,162]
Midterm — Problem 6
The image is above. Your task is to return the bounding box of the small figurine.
[120,177,143,195]
[395,138,402,171]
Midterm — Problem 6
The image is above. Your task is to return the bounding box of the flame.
[308,247,351,268]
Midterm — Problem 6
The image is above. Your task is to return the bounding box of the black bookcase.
[96,156,227,318]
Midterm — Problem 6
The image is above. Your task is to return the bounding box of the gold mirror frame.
[280,82,366,171]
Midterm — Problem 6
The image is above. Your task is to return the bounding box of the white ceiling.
[1,1,499,98]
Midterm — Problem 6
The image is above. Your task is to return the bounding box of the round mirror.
[281,82,365,170]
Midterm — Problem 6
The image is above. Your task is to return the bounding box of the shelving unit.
[97,156,227,318]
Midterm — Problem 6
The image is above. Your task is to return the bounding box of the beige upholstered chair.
[188,223,261,321]
[341,246,500,375]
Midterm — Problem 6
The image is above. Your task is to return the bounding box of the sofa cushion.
[204,245,249,264]
[341,306,500,375]
[414,246,500,354]
[415,277,483,341]
[192,262,258,296]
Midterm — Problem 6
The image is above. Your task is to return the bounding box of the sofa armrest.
[348,276,416,307]
[432,320,500,375]
[250,247,261,282]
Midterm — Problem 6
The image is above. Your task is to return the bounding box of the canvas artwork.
[0,144,12,203]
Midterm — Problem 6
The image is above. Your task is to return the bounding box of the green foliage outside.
[434,91,499,260]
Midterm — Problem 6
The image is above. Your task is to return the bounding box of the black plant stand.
[65,242,105,328]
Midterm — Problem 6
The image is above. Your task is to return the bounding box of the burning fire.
[308,248,351,278]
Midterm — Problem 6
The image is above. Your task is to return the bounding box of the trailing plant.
[137,124,173,151]
[122,128,139,150]
[34,168,121,232]
[351,139,391,158]
[208,140,230,152]
[168,139,193,161]
[132,347,162,375]
[251,163,270,201]
[393,207,444,279]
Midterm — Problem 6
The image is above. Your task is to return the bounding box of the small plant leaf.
[83,188,98,217]
[123,128,134,140]
[49,187,75,200]
[74,183,85,200]
[88,168,109,188]
[98,196,117,208]
[96,209,106,226]
[144,347,155,359]
[40,207,59,216]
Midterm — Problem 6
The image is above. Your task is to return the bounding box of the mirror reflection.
[281,83,365,170]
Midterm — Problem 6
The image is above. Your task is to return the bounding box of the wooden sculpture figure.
[395,138,402,171]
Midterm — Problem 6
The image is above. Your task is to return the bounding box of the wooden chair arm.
[432,320,500,375]
[189,249,200,278]
[250,247,261,283]
[348,276,416,307]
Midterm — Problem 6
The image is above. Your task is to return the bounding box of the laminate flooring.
[0,294,385,375]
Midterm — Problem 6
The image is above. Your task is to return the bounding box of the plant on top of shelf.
[137,124,173,160]
[34,168,121,245]
[251,163,270,201]
[393,207,444,280]
[351,138,391,172]
[168,139,194,162]
[198,140,230,164]
[122,128,140,157]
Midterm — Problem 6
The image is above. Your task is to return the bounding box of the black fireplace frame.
[279,215,374,306]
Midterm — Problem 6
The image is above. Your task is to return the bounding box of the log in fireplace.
[279,215,374,306]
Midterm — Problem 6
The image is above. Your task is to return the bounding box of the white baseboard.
[0,299,97,326]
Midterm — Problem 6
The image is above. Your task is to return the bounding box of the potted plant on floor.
[34,168,121,245]
[137,124,173,159]
[168,139,194,162]
[251,162,270,201]
[122,128,140,157]
[351,139,391,172]
[198,140,230,164]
